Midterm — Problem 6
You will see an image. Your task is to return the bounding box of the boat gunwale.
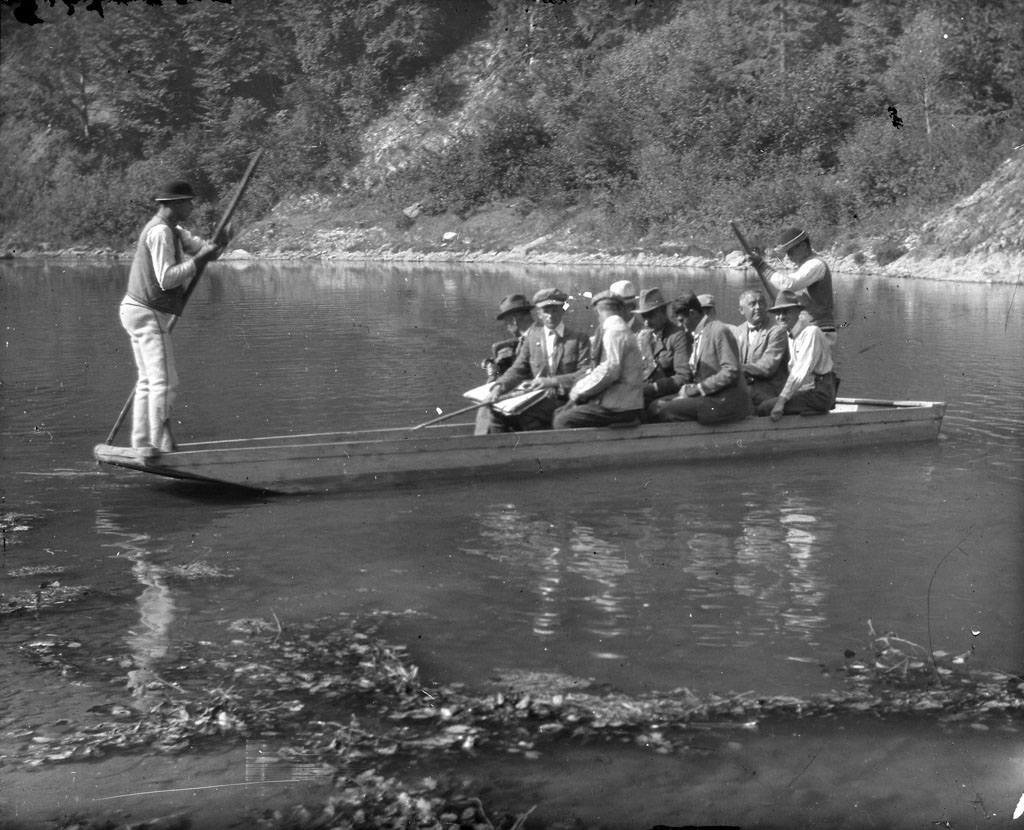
[91,398,946,493]
[170,397,943,450]
[93,399,944,461]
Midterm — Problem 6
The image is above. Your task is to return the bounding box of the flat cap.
[532,287,569,308]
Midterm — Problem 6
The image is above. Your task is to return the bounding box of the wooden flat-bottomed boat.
[92,398,946,495]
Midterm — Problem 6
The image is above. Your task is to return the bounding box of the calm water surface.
[1,259,1022,824]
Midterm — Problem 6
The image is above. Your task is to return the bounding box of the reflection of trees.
[205,262,731,306]
[95,510,174,698]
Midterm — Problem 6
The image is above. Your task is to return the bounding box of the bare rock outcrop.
[886,152,1024,282]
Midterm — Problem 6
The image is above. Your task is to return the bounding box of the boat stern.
[93,443,211,484]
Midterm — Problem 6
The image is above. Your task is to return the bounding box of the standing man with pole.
[108,150,263,453]
[746,226,837,345]
[118,179,226,457]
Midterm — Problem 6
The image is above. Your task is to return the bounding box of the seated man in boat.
[647,293,751,425]
[475,293,535,435]
[755,291,838,421]
[610,279,643,332]
[484,288,591,432]
[732,289,789,407]
[553,292,645,429]
[481,293,534,381]
[633,287,691,407]
[698,294,718,321]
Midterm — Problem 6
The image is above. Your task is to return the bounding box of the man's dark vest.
[126,216,187,315]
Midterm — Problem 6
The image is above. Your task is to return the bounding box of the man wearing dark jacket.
[485,288,591,431]
[647,293,750,425]
[633,287,691,406]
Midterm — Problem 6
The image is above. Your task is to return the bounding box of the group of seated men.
[475,276,837,434]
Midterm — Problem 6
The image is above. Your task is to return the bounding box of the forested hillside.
[1,0,1021,265]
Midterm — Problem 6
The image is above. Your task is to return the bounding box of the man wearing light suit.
[647,293,751,425]
[553,292,645,429]
[486,287,591,432]
[732,289,789,407]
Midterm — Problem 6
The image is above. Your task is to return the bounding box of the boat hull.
[92,398,946,494]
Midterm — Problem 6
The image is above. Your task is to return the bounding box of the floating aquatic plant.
[2,581,91,617]
[9,614,1021,830]
[164,560,234,581]
[8,564,69,578]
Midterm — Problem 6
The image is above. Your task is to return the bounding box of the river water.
[1,259,1022,828]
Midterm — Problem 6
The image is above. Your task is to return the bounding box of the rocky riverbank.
[6,220,1021,286]
[6,151,1023,284]
[8,240,1023,284]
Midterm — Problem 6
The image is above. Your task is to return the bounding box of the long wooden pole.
[730,220,777,303]
[105,150,264,445]
[179,149,264,311]
[408,390,535,431]
[409,401,493,431]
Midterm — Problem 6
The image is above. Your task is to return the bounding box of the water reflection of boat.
[92,398,945,495]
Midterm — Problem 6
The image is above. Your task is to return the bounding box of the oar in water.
[730,220,778,303]
[105,149,264,445]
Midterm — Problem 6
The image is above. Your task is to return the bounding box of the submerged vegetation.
[7,609,1022,828]
[3,516,1021,826]
[1,0,1022,257]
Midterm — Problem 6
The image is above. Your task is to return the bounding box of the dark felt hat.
[154,180,196,202]
[775,227,809,254]
[532,288,569,308]
[496,294,533,320]
[768,290,802,312]
[635,287,670,314]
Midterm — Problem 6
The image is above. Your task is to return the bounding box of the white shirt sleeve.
[176,225,206,257]
[770,257,827,293]
[780,327,829,400]
[146,224,196,290]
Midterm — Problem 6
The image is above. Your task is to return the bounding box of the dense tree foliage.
[0,0,1020,249]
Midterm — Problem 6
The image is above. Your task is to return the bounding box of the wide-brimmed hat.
[775,227,808,255]
[609,279,638,300]
[154,180,196,202]
[635,287,669,314]
[532,287,569,308]
[496,293,532,320]
[768,290,802,312]
[697,293,715,309]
